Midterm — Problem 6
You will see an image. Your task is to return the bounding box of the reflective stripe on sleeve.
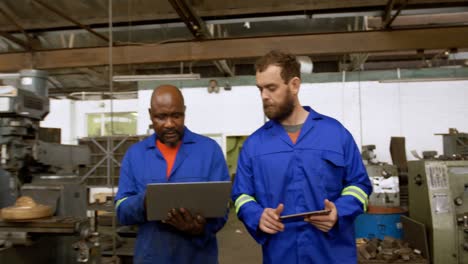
[234,194,256,214]
[341,186,368,211]
[115,197,129,210]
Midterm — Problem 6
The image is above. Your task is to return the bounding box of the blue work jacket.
[115,128,229,264]
[232,107,372,264]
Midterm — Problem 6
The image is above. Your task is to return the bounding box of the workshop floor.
[218,210,262,264]
[102,209,262,264]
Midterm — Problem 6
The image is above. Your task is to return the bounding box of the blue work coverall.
[232,107,372,264]
[115,128,229,264]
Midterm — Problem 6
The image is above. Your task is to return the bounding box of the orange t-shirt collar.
[156,140,182,179]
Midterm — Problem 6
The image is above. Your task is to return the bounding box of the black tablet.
[280,209,331,220]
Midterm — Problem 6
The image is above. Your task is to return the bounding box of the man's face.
[149,93,185,147]
[256,65,295,122]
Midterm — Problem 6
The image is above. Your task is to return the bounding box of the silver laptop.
[146,181,231,221]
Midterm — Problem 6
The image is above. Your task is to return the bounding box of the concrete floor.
[101,210,262,263]
[218,210,262,264]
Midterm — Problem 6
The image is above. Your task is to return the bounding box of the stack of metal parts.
[357,236,427,263]
[0,70,99,263]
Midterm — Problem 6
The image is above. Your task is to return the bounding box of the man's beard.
[263,91,295,122]
[159,128,183,147]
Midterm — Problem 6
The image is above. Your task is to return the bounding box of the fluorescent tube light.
[379,77,468,83]
[112,74,201,82]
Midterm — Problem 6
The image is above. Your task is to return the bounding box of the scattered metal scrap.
[357,236,428,263]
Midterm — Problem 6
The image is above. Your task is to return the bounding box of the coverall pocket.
[320,152,345,192]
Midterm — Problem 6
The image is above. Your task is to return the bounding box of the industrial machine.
[436,128,468,158]
[362,145,400,208]
[0,70,99,263]
[355,145,404,240]
[408,130,468,264]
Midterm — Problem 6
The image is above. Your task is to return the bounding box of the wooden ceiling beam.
[1,0,467,31]
[383,0,409,29]
[382,0,396,28]
[168,0,235,76]
[0,26,467,72]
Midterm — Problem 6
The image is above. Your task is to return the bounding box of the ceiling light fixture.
[112,73,201,82]
[379,77,468,83]
[0,73,20,79]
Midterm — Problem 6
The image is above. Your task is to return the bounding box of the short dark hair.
[255,50,301,84]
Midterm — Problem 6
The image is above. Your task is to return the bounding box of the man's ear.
[148,108,152,117]
[290,77,301,95]
[184,105,186,112]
